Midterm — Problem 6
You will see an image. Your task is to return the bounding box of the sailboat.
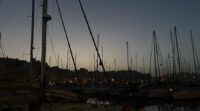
[0,0,79,108]
[146,31,169,99]
[172,29,200,100]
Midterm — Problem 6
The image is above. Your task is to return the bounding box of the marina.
[0,0,200,110]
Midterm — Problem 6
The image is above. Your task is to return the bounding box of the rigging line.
[78,0,114,97]
[0,0,12,28]
[0,0,18,31]
[47,27,58,66]
[55,0,81,84]
[50,0,57,40]
[34,0,42,59]
[47,0,59,66]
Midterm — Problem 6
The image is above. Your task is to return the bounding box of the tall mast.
[135,53,137,71]
[101,46,103,64]
[0,33,5,58]
[143,57,145,73]
[153,30,161,81]
[168,53,171,74]
[190,30,197,74]
[170,29,176,81]
[75,53,77,68]
[149,42,153,74]
[41,0,51,89]
[126,41,130,70]
[153,31,158,80]
[174,27,182,73]
[93,53,95,71]
[58,55,60,67]
[96,34,99,71]
[56,0,80,84]
[114,58,116,71]
[66,49,69,69]
[29,0,35,82]
[130,57,133,70]
[68,57,71,70]
[79,0,113,97]
[155,31,161,79]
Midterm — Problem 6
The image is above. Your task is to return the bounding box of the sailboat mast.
[96,34,99,71]
[78,0,114,98]
[126,41,130,70]
[143,57,145,73]
[94,53,95,71]
[56,0,81,84]
[170,29,176,81]
[153,31,158,80]
[130,57,133,70]
[114,58,116,71]
[101,46,103,64]
[190,30,197,74]
[174,27,182,73]
[41,0,51,88]
[135,53,137,71]
[58,55,60,67]
[66,49,69,69]
[29,0,35,82]
[155,32,161,79]
[0,33,5,58]
[149,42,153,74]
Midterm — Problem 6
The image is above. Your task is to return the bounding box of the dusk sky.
[0,0,200,72]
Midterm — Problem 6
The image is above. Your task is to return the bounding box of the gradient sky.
[0,0,200,72]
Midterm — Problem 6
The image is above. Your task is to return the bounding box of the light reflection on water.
[85,98,200,111]
[143,104,200,111]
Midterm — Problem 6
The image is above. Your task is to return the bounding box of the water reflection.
[143,104,200,111]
